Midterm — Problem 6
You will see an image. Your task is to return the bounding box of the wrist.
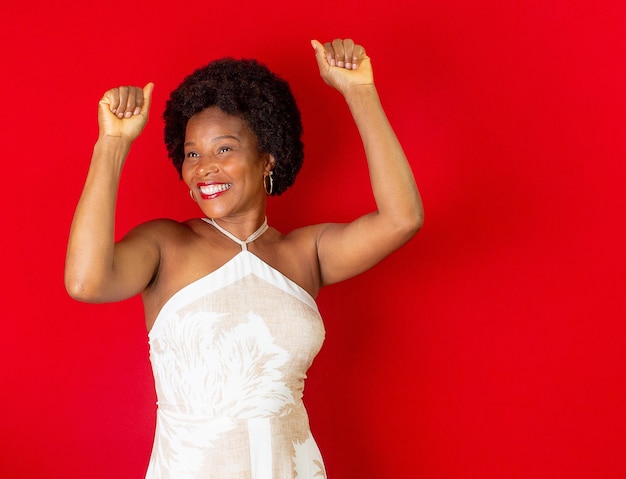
[95,135,133,153]
[343,83,380,111]
[343,83,378,101]
[92,136,133,172]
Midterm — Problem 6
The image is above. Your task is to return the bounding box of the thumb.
[142,82,154,115]
[311,39,330,71]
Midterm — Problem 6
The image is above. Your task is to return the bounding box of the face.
[182,107,274,219]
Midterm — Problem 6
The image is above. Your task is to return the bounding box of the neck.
[210,214,268,242]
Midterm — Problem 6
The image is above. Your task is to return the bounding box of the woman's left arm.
[311,39,424,286]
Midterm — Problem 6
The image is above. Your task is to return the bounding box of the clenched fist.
[98,83,154,141]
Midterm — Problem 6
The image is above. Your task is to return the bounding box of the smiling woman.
[64,38,422,479]
[183,107,273,217]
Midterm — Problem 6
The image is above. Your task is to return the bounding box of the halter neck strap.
[202,217,268,251]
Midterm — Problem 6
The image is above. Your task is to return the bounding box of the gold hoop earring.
[264,171,274,195]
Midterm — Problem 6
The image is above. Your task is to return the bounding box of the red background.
[2,0,625,477]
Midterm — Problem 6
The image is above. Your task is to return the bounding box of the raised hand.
[311,39,373,96]
[97,83,154,141]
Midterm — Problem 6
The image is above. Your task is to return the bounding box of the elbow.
[64,272,103,303]
[393,208,424,244]
[405,213,424,240]
[404,205,425,235]
[64,278,90,303]
[389,189,424,242]
[409,207,425,235]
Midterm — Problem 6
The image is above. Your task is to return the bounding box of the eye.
[218,146,231,154]
[185,151,200,158]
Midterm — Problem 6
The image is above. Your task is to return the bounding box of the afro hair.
[163,58,304,196]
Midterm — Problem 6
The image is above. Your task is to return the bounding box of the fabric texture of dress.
[146,218,327,479]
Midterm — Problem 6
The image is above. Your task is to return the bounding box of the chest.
[142,231,320,330]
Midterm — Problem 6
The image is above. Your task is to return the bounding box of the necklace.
[204,217,268,251]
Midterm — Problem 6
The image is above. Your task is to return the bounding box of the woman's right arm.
[64,83,158,303]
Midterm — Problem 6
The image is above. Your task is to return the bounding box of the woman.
[65,38,423,478]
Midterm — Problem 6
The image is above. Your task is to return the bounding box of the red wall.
[2,1,625,477]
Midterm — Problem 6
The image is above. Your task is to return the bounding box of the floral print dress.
[146,218,327,479]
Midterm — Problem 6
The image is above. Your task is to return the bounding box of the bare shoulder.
[278,222,347,255]
[118,218,207,279]
[280,222,333,245]
[122,217,203,245]
[126,217,196,235]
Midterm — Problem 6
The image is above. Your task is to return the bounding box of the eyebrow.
[184,135,241,147]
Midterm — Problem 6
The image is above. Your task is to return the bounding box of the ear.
[263,154,276,174]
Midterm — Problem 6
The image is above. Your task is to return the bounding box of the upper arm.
[316,212,420,287]
[108,221,163,300]
[68,220,164,304]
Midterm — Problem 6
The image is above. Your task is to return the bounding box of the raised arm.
[311,39,424,286]
[65,83,160,303]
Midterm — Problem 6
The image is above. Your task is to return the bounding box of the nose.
[196,156,218,176]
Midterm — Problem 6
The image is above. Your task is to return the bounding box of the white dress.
[146,218,327,478]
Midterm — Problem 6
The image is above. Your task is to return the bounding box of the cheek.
[248,155,268,176]
[181,163,194,185]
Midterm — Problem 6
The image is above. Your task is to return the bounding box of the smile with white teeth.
[199,183,232,196]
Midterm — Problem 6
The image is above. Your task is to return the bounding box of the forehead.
[186,106,253,139]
